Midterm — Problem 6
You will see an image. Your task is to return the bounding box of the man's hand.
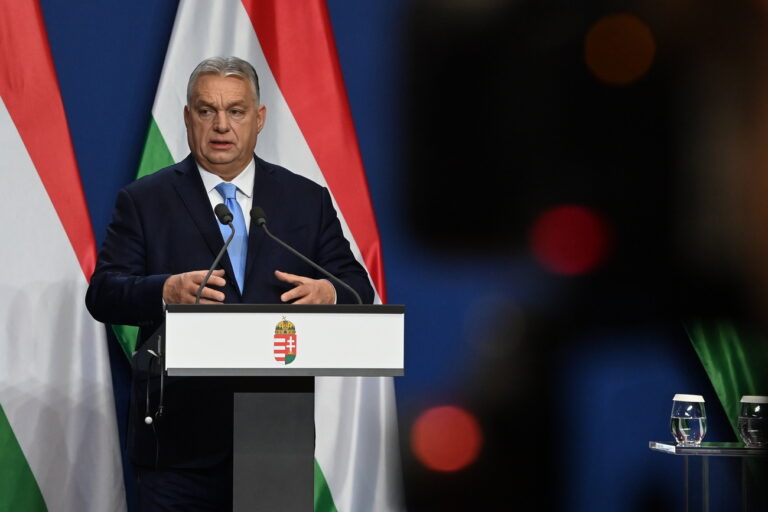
[275,270,335,304]
[163,269,226,304]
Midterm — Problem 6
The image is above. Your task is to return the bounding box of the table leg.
[741,458,747,512]
[685,456,689,512]
[702,456,709,512]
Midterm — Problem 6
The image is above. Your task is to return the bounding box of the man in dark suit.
[86,56,373,511]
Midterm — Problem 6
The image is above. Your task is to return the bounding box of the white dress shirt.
[196,159,255,233]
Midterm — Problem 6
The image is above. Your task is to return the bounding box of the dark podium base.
[233,378,315,512]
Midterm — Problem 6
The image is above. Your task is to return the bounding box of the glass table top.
[649,441,768,457]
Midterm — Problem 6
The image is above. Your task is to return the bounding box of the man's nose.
[213,110,230,132]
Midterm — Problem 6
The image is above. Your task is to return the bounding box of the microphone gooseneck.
[195,203,235,304]
[250,206,363,305]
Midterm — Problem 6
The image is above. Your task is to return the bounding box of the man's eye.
[199,108,213,116]
[230,109,244,116]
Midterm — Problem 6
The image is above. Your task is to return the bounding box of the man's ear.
[256,104,267,134]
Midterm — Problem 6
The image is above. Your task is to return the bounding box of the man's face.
[184,74,266,179]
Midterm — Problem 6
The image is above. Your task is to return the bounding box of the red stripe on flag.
[0,0,96,279]
[242,0,387,302]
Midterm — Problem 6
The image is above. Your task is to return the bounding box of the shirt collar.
[196,158,255,198]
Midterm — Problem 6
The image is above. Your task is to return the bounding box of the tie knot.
[215,182,238,201]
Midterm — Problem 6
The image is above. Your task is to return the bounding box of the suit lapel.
[243,156,284,296]
[171,155,241,300]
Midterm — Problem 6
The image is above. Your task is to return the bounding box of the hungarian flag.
[0,1,126,510]
[114,0,403,510]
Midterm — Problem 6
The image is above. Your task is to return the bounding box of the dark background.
[40,0,768,509]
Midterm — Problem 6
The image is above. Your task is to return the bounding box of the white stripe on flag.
[0,98,126,512]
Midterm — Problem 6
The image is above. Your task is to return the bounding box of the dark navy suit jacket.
[86,154,373,468]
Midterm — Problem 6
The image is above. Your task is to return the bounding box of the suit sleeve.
[85,187,170,326]
[314,187,376,304]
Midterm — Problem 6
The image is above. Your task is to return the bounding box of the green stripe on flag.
[686,320,768,436]
[687,320,768,499]
[314,457,339,512]
[111,324,139,358]
[138,116,174,179]
[112,116,176,358]
[0,406,47,512]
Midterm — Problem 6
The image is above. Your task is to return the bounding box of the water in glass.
[738,417,767,447]
[739,396,768,448]
[671,416,707,446]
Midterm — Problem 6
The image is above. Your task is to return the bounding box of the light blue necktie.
[215,182,248,292]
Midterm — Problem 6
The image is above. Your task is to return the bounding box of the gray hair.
[186,56,261,105]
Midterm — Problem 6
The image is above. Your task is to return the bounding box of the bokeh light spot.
[585,13,656,85]
[411,406,483,472]
[530,205,611,275]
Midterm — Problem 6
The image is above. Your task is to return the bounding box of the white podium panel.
[164,304,404,376]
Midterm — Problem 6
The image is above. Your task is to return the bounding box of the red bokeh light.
[411,406,483,472]
[529,205,611,275]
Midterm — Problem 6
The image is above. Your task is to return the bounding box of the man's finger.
[206,269,226,285]
[292,283,332,304]
[200,286,225,303]
[275,270,308,286]
[280,284,309,303]
[188,282,225,302]
[206,274,227,288]
[190,268,225,282]
[187,270,226,288]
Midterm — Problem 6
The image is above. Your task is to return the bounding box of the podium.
[162,304,404,511]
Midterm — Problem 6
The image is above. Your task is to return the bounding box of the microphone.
[194,203,235,304]
[214,202,233,224]
[250,206,363,304]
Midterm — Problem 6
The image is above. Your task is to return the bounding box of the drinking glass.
[738,395,767,448]
[670,394,707,446]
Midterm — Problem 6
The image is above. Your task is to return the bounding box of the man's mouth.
[210,140,234,150]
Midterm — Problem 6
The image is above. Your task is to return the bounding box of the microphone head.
[214,203,234,224]
[250,206,267,227]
